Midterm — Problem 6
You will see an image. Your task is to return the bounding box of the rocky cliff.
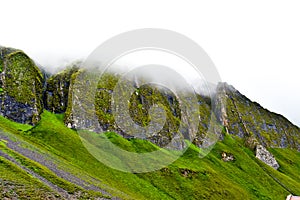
[0,47,44,125]
[63,70,300,155]
[64,71,216,150]
[1,45,299,153]
[44,62,80,113]
[215,82,300,151]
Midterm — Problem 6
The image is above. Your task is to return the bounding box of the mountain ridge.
[0,45,300,199]
[1,45,299,152]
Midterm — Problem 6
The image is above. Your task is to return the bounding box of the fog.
[0,1,300,126]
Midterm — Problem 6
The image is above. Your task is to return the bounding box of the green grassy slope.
[0,111,300,199]
[0,156,56,199]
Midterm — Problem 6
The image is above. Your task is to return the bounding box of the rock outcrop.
[64,69,102,132]
[0,46,44,125]
[214,82,300,151]
[255,145,280,169]
[44,62,80,113]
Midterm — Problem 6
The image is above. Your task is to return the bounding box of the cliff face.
[44,63,80,113]
[64,71,216,149]
[215,82,300,151]
[0,45,299,152]
[94,73,184,148]
[61,68,300,151]
[0,47,44,125]
[64,69,98,130]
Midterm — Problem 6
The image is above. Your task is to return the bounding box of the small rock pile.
[255,145,279,170]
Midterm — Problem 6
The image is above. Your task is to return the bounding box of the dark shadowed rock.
[44,62,80,113]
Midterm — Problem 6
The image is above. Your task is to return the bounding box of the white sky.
[1,0,299,126]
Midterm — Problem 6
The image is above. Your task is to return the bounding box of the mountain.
[0,46,300,199]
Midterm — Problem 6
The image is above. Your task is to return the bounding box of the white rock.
[256,145,279,170]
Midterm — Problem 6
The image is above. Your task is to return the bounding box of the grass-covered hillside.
[1,46,300,199]
[1,110,300,199]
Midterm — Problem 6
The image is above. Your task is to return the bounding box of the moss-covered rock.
[44,62,80,113]
[64,68,85,128]
[214,82,300,151]
[64,69,103,132]
[94,74,182,148]
[63,68,300,151]
[0,46,44,125]
[65,71,215,149]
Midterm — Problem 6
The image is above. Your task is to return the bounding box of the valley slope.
[0,46,300,199]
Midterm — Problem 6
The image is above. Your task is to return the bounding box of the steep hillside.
[0,46,300,199]
[1,111,300,199]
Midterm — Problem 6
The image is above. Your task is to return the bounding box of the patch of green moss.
[1,50,44,124]
[4,51,43,102]
[0,47,19,95]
